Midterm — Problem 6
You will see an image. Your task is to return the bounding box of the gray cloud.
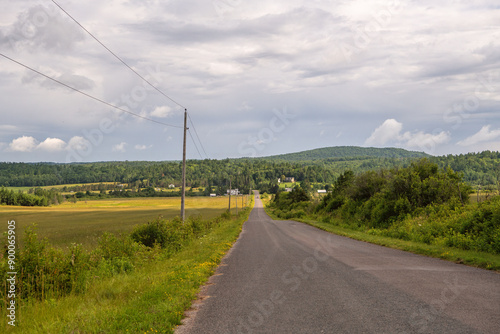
[2,4,85,53]
[1,0,500,162]
[21,71,95,91]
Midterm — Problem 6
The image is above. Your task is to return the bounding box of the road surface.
[177,192,500,333]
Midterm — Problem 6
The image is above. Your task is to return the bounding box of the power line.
[52,0,211,159]
[51,0,186,111]
[188,129,203,159]
[0,53,183,129]
[187,112,209,159]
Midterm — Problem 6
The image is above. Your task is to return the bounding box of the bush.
[316,159,472,229]
[1,211,234,308]
[130,215,221,251]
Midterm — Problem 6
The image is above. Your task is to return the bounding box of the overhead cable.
[0,53,183,129]
[187,112,209,159]
[188,129,203,159]
[51,0,187,111]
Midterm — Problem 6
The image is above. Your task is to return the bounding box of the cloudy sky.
[1,0,500,162]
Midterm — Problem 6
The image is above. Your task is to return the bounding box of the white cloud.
[458,125,500,146]
[113,142,127,152]
[402,130,450,152]
[37,137,66,152]
[150,106,172,118]
[67,136,91,152]
[365,119,403,146]
[3,5,85,52]
[365,119,450,153]
[9,136,38,152]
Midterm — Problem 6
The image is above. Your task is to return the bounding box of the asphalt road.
[177,193,500,334]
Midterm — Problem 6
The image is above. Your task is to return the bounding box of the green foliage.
[372,196,500,255]
[317,159,472,229]
[2,226,92,300]
[0,212,234,307]
[130,215,220,252]
[266,146,429,161]
[269,186,311,219]
[0,187,49,206]
[2,149,500,198]
[431,150,500,187]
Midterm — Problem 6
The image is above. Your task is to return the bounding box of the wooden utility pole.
[181,109,187,222]
[228,179,231,214]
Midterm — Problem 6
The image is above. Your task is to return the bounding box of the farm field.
[0,196,236,248]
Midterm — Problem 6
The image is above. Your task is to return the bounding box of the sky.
[1,0,500,162]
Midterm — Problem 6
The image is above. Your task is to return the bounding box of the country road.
[177,192,500,334]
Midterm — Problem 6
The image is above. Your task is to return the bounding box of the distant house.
[168,184,175,189]
[210,193,217,197]
[227,189,239,196]
[285,188,293,192]
[284,177,295,183]
[317,190,327,194]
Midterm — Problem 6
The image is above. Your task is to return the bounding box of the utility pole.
[228,179,231,214]
[181,109,188,222]
[236,190,238,215]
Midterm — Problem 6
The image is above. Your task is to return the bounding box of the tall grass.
[0,209,245,322]
[0,201,252,333]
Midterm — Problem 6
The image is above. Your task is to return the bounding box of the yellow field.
[0,197,242,249]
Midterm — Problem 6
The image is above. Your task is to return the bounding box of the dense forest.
[430,150,500,188]
[1,147,499,193]
[265,146,429,161]
[0,159,336,194]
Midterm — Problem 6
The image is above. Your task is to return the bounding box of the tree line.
[0,187,64,206]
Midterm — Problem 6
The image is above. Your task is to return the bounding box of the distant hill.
[262,146,430,161]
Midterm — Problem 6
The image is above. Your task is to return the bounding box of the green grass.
[3,186,33,193]
[262,198,500,271]
[0,197,237,249]
[278,182,296,189]
[1,203,253,333]
[469,191,500,203]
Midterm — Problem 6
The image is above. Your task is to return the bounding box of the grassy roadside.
[261,197,500,272]
[2,200,253,333]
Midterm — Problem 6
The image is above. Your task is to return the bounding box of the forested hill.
[1,149,499,189]
[264,146,429,161]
